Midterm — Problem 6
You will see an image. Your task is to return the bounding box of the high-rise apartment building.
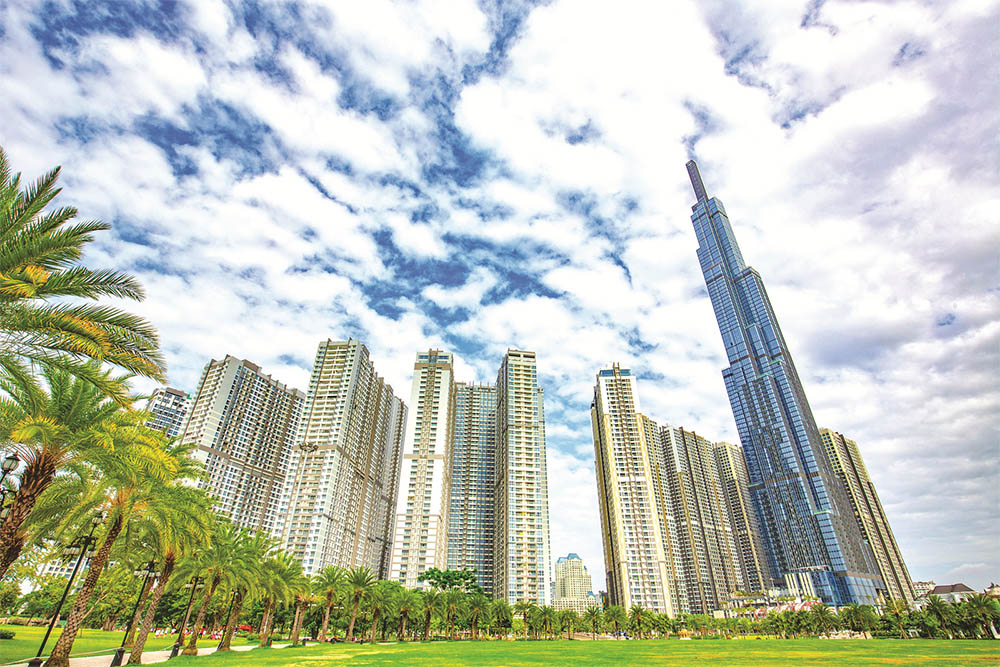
[389,351,457,589]
[280,339,406,577]
[447,383,497,594]
[686,160,881,604]
[820,428,916,602]
[145,386,191,437]
[179,356,304,538]
[553,553,599,613]
[591,365,675,614]
[657,426,745,615]
[494,350,552,605]
[712,442,772,594]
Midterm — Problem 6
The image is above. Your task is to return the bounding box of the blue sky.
[2,0,998,591]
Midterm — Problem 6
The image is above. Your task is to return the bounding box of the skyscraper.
[179,356,304,538]
[553,553,599,613]
[657,425,745,614]
[495,350,552,605]
[145,386,191,437]
[591,365,675,614]
[280,339,406,577]
[686,160,881,604]
[712,441,773,594]
[389,351,457,589]
[447,382,497,594]
[820,428,916,602]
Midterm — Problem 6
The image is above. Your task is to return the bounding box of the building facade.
[686,160,881,605]
[820,428,916,602]
[657,426,745,615]
[179,356,304,538]
[280,339,406,577]
[145,386,191,437]
[389,351,457,589]
[494,350,553,605]
[712,441,773,594]
[591,365,675,614]
[447,383,497,594]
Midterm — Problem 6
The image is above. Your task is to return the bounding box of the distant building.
[179,356,304,538]
[921,583,976,604]
[145,386,191,437]
[553,553,599,613]
[713,442,773,593]
[913,580,936,598]
[820,428,916,603]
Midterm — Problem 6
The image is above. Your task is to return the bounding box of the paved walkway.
[6,642,294,667]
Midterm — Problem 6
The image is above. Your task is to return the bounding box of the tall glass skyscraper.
[686,161,881,605]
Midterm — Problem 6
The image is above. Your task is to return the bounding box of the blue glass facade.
[686,161,882,605]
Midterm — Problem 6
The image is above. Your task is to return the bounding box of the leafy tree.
[416,567,480,592]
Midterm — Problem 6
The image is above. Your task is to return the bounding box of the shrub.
[0,629,15,639]
[245,633,259,643]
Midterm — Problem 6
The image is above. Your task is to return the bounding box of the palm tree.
[0,369,171,581]
[444,589,465,640]
[345,567,375,642]
[559,609,579,640]
[43,435,191,667]
[182,521,240,655]
[886,599,910,639]
[127,486,212,663]
[312,565,345,642]
[923,595,952,638]
[0,146,164,402]
[964,594,1000,639]
[217,530,272,651]
[539,606,557,640]
[810,603,838,636]
[396,590,421,641]
[605,605,627,638]
[367,584,392,644]
[467,594,489,640]
[421,589,442,641]
[288,586,316,647]
[583,607,602,639]
[257,552,302,647]
[492,599,513,639]
[629,605,646,639]
[514,599,535,639]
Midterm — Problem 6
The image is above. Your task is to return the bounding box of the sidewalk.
[7,642,272,667]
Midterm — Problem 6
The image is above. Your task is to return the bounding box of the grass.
[0,624,249,665]
[163,637,999,666]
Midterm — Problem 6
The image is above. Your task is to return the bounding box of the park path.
[5,642,306,667]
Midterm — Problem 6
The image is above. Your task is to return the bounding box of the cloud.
[1,0,997,594]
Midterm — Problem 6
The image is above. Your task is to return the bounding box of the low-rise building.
[919,583,976,604]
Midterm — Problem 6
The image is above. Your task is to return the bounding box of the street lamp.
[110,560,159,667]
[169,576,204,659]
[26,512,103,667]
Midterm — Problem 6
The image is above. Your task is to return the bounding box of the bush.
[245,633,258,643]
[0,630,15,639]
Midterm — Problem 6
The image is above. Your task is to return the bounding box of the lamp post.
[169,576,204,659]
[110,560,158,667]
[26,512,103,667]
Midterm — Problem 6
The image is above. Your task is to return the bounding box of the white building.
[145,386,191,437]
[280,339,406,577]
[390,351,456,589]
[179,356,304,538]
[553,553,599,613]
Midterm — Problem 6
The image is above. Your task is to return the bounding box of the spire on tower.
[686,160,708,202]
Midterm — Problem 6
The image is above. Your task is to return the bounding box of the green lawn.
[166,638,997,666]
[0,624,249,665]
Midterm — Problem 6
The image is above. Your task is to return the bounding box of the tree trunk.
[289,601,303,646]
[258,598,274,647]
[44,512,123,667]
[124,576,155,648]
[369,609,380,644]
[183,573,219,655]
[423,610,432,641]
[217,588,244,651]
[0,453,57,581]
[318,598,333,642]
[398,614,407,641]
[127,554,175,664]
[347,597,360,641]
